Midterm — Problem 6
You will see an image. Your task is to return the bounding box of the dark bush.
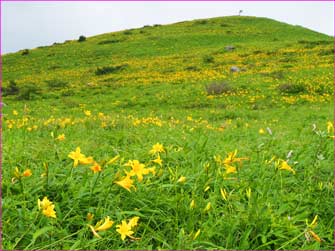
[3,80,20,96]
[17,83,41,100]
[98,39,123,45]
[185,66,200,71]
[206,82,233,95]
[45,79,68,90]
[95,64,128,76]
[21,49,29,56]
[220,23,230,27]
[318,49,334,56]
[78,35,86,42]
[195,20,208,25]
[123,30,132,35]
[278,83,306,94]
[60,89,75,97]
[203,55,214,64]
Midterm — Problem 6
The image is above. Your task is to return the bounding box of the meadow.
[1,16,334,250]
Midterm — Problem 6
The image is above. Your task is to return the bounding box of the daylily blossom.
[177,176,186,183]
[56,134,65,141]
[22,169,32,177]
[127,160,155,182]
[115,172,135,192]
[149,143,165,155]
[38,197,56,218]
[279,160,296,174]
[68,147,86,167]
[90,162,102,173]
[193,229,201,240]
[152,155,163,166]
[89,216,114,238]
[116,216,140,240]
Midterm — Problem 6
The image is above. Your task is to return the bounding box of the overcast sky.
[2,1,334,54]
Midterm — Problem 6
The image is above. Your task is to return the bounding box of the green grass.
[2,16,334,250]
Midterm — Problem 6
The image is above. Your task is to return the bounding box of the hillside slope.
[2,16,333,91]
[2,16,334,250]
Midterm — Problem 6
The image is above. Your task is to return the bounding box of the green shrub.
[3,80,20,96]
[203,55,214,64]
[95,64,128,76]
[17,83,41,100]
[123,30,132,35]
[45,79,68,90]
[21,49,29,56]
[60,89,75,97]
[278,83,306,94]
[78,35,86,42]
[98,39,123,45]
[206,82,233,95]
[195,20,208,25]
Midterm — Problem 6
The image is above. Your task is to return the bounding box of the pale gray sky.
[2,1,334,54]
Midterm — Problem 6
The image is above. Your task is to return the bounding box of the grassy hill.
[2,16,334,250]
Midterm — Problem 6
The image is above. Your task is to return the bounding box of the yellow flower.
[128,160,153,182]
[38,196,53,210]
[43,205,57,218]
[193,229,201,240]
[56,134,65,141]
[89,216,114,238]
[128,216,140,228]
[223,150,248,166]
[224,164,237,174]
[327,121,333,134]
[308,230,321,243]
[190,199,196,209]
[220,188,228,201]
[87,212,94,221]
[149,143,165,155]
[177,176,186,183]
[107,155,120,165]
[204,202,211,212]
[13,110,18,116]
[116,220,134,240]
[152,155,163,166]
[22,169,32,177]
[90,162,102,173]
[13,167,21,179]
[279,160,296,174]
[68,147,86,167]
[115,172,135,192]
[94,216,114,231]
[259,128,265,134]
[246,188,252,199]
[38,197,56,218]
[80,156,94,165]
[84,110,91,116]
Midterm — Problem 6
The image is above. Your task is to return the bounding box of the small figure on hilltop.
[239,10,243,16]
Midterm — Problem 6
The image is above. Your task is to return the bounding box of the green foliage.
[78,35,86,42]
[21,49,29,56]
[45,79,69,90]
[206,82,233,95]
[95,64,128,76]
[203,55,215,64]
[17,83,41,100]
[278,83,306,94]
[3,80,20,96]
